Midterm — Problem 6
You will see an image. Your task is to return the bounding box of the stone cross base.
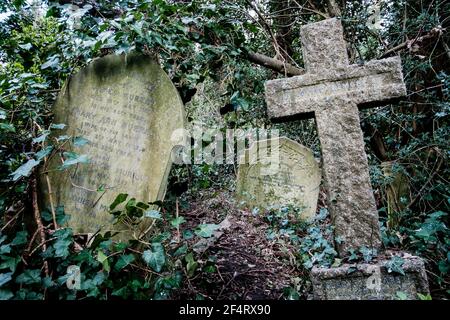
[311,255,429,300]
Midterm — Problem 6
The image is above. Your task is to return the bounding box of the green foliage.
[0,195,218,300]
[0,0,448,299]
[297,210,338,270]
[194,223,219,238]
[142,243,166,273]
[386,256,405,275]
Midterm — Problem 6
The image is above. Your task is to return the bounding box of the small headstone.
[236,137,320,219]
[41,54,185,236]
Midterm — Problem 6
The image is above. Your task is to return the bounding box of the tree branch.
[246,51,304,76]
[379,27,444,58]
[31,174,49,277]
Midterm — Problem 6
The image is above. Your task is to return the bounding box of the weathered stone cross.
[265,18,407,255]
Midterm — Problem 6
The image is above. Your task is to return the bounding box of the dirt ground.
[175,190,305,300]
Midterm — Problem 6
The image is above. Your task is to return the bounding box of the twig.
[0,208,24,232]
[138,218,156,241]
[217,271,237,299]
[29,237,56,257]
[244,0,282,59]
[176,197,180,243]
[25,229,39,254]
[442,38,450,60]
[31,174,49,276]
[406,154,443,210]
[34,121,58,229]
[379,28,444,58]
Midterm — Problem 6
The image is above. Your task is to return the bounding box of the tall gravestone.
[41,54,185,237]
[265,18,429,299]
[236,137,321,220]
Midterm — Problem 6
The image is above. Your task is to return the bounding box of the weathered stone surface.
[265,18,407,254]
[41,54,185,237]
[265,57,406,117]
[300,18,348,71]
[236,137,321,219]
[311,255,430,300]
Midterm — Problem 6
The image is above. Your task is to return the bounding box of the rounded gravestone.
[40,53,185,237]
[236,137,321,219]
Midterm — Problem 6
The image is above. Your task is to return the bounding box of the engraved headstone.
[236,137,321,219]
[41,54,185,237]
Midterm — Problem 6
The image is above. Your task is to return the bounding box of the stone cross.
[265,18,407,255]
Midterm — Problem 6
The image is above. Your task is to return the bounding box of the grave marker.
[265,18,429,300]
[41,54,185,237]
[236,137,321,219]
[265,18,406,254]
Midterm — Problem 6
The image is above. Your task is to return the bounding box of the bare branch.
[246,51,304,76]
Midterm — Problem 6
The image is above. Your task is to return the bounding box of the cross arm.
[265,56,407,119]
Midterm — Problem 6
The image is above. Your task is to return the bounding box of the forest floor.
[174,190,306,300]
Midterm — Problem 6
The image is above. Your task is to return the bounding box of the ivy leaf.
[0,256,20,272]
[194,223,219,238]
[32,132,49,143]
[360,246,377,263]
[11,230,28,246]
[96,250,110,273]
[92,272,107,286]
[396,291,408,300]
[417,293,432,300]
[348,249,359,261]
[59,153,89,170]
[170,216,185,228]
[15,269,41,285]
[111,286,128,298]
[0,123,15,132]
[185,253,198,278]
[50,123,66,130]
[56,135,71,142]
[41,55,60,70]
[143,243,165,272]
[115,254,135,271]
[10,159,40,181]
[42,276,56,289]
[0,272,13,287]
[53,228,73,258]
[144,210,161,219]
[0,289,13,300]
[386,256,405,275]
[73,136,89,146]
[173,244,187,257]
[183,229,194,240]
[0,244,11,255]
[35,146,53,161]
[18,43,32,50]
[109,193,128,210]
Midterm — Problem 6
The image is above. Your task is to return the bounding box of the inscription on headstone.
[236,137,321,219]
[41,54,185,236]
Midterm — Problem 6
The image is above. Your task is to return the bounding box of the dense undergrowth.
[0,0,449,299]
